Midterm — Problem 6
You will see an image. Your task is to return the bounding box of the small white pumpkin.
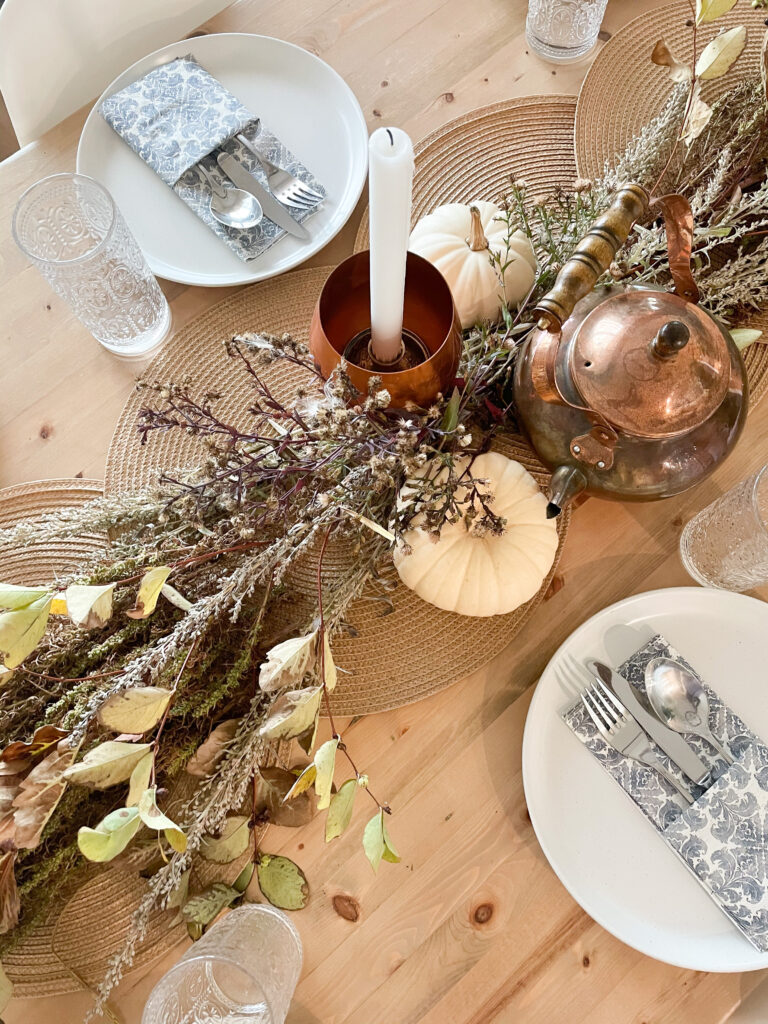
[393,452,557,617]
[409,201,537,329]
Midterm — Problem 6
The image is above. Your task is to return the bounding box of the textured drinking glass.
[12,173,171,357]
[526,0,609,63]
[680,466,768,591]
[142,904,302,1024]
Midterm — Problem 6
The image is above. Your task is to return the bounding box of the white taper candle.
[368,127,415,363]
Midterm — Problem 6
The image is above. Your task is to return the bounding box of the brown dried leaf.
[1,726,68,768]
[12,739,76,849]
[0,851,19,935]
[254,767,317,828]
[185,719,240,778]
[682,85,713,146]
[651,39,692,83]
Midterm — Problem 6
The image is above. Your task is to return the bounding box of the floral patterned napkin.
[100,55,325,262]
[562,634,768,952]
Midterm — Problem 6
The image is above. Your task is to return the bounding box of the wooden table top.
[3,0,768,1021]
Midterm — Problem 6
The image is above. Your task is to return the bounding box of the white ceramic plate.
[77,33,368,286]
[523,587,768,973]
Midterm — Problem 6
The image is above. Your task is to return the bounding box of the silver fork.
[235,133,324,209]
[580,676,694,804]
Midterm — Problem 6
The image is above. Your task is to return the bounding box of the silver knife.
[587,658,711,786]
[216,152,310,241]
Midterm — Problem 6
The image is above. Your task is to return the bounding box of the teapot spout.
[546,465,587,518]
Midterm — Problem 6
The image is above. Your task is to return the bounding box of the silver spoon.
[197,164,263,230]
[645,657,734,764]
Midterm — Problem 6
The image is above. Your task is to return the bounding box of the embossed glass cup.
[142,904,303,1024]
[12,173,171,357]
[526,0,609,63]
[680,465,768,591]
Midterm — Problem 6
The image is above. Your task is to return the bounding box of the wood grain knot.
[582,954,590,968]
[332,893,361,922]
[442,92,454,103]
[473,903,493,925]
[544,575,565,601]
[39,423,53,440]
[372,109,382,118]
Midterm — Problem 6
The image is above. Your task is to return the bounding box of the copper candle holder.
[309,250,461,408]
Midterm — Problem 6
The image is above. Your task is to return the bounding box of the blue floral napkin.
[100,55,325,261]
[562,634,768,952]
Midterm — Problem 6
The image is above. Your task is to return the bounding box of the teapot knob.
[651,320,690,360]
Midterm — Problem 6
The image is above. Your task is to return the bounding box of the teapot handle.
[653,194,700,303]
[534,183,649,331]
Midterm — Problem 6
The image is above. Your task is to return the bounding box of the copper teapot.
[513,184,748,516]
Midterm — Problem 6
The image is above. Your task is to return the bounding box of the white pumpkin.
[408,201,537,329]
[393,452,558,617]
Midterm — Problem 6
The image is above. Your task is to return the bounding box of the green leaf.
[313,738,338,810]
[127,751,154,807]
[232,862,255,894]
[182,882,240,927]
[200,815,251,863]
[63,741,152,789]
[254,767,317,827]
[325,779,357,842]
[731,328,763,351]
[650,39,692,84]
[0,584,50,611]
[258,632,318,693]
[441,387,461,433]
[64,583,115,629]
[161,583,192,613]
[284,763,317,801]
[0,959,13,1014]
[363,810,400,873]
[97,686,172,734]
[695,0,738,23]
[696,24,747,79]
[126,567,172,619]
[259,686,323,742]
[77,806,141,862]
[256,854,309,911]
[138,786,187,852]
[0,595,52,669]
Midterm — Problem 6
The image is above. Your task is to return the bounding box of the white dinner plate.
[523,587,768,972]
[76,33,368,286]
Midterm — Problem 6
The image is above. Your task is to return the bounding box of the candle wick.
[386,128,394,146]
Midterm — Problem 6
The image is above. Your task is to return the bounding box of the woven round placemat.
[355,94,578,251]
[105,266,569,717]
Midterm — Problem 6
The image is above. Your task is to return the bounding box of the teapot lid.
[568,290,730,439]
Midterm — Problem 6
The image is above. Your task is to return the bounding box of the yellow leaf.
[63,741,152,789]
[322,633,337,693]
[50,597,68,616]
[77,806,141,862]
[0,584,49,611]
[97,686,172,734]
[126,751,154,807]
[283,763,317,801]
[126,567,172,619]
[259,686,323,741]
[363,809,400,872]
[313,738,338,810]
[650,39,692,84]
[64,583,115,629]
[696,24,747,80]
[199,815,251,863]
[325,779,357,842]
[137,785,187,852]
[731,328,763,351]
[0,595,52,669]
[258,632,318,693]
[695,0,738,23]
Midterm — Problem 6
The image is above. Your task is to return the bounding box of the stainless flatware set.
[568,653,735,801]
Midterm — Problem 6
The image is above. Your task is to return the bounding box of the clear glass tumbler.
[142,904,302,1024]
[526,0,609,63]
[680,465,768,591]
[12,173,171,358]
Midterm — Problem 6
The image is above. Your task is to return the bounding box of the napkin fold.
[562,634,768,951]
[100,55,325,261]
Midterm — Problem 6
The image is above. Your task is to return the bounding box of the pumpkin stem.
[466,206,489,252]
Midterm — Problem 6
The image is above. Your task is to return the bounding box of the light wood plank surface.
[3,1,767,1021]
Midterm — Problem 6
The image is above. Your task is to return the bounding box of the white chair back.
[0,0,232,147]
